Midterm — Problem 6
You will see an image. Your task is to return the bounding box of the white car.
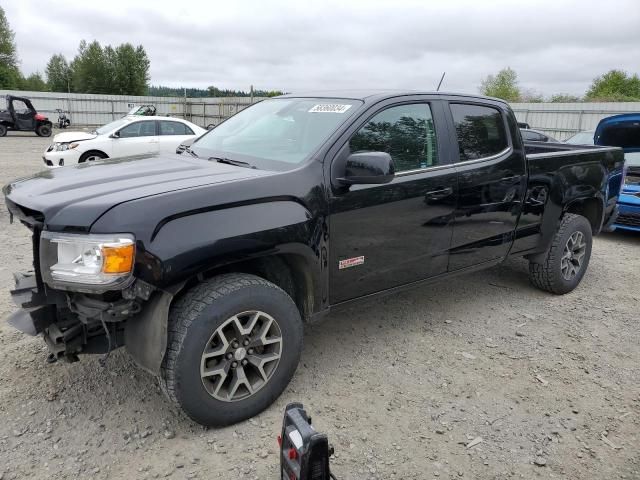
[43,116,207,168]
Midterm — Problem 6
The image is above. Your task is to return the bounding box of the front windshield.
[565,131,594,145]
[95,118,129,135]
[190,98,361,170]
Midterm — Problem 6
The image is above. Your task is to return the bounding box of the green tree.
[46,54,72,92]
[550,93,581,103]
[21,72,47,91]
[111,43,150,95]
[585,70,640,101]
[71,40,110,93]
[479,67,521,102]
[70,40,150,95]
[0,5,21,89]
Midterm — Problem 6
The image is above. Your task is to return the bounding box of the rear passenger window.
[159,121,194,136]
[451,104,508,161]
[349,103,438,172]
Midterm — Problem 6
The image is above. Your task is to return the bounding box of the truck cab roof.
[277,90,509,105]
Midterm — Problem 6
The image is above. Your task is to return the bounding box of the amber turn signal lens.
[102,244,135,274]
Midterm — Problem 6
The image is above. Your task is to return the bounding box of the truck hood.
[52,131,98,143]
[3,154,274,229]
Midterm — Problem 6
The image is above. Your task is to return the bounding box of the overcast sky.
[4,0,640,96]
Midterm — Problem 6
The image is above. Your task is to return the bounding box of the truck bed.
[507,141,625,256]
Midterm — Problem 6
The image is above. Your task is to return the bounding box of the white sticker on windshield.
[308,104,352,113]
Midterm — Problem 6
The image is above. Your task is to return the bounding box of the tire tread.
[160,274,287,406]
[528,213,590,294]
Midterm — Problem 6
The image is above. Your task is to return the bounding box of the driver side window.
[13,100,29,115]
[349,103,438,172]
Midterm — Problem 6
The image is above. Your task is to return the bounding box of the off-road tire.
[529,213,592,294]
[160,274,303,426]
[36,124,52,137]
[0,124,7,137]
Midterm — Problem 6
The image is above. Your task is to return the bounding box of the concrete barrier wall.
[511,102,640,140]
[0,90,265,129]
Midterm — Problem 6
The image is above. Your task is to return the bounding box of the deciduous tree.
[479,67,521,102]
[585,70,640,101]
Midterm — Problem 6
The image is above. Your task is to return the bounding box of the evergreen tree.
[0,5,21,89]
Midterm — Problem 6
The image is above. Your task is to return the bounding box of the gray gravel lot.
[0,134,638,479]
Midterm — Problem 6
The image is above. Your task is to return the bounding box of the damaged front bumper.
[7,270,130,362]
[7,271,63,336]
[7,269,179,374]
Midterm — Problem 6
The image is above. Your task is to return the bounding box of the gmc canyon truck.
[4,91,624,427]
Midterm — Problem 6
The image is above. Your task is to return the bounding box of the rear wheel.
[36,124,52,137]
[79,151,107,163]
[528,213,592,294]
[0,124,6,137]
[160,274,303,426]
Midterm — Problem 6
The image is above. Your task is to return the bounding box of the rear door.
[158,120,196,154]
[328,99,457,304]
[447,102,526,270]
[112,120,160,157]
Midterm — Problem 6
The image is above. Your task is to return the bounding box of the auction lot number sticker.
[308,104,352,113]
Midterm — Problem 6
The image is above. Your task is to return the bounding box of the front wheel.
[529,213,592,294]
[79,151,107,163]
[36,124,52,137]
[160,274,303,426]
[0,124,6,137]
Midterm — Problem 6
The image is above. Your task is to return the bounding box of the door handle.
[500,175,519,182]
[425,186,453,200]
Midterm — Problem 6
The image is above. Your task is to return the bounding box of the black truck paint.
[3,91,624,426]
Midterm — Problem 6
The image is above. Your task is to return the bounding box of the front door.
[113,120,160,157]
[329,101,457,304]
[447,102,526,270]
[11,99,35,130]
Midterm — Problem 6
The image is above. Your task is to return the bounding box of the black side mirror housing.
[338,152,395,185]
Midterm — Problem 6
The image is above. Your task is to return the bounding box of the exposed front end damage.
[7,266,174,373]
[4,207,172,376]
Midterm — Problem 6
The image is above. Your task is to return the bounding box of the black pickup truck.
[4,91,624,426]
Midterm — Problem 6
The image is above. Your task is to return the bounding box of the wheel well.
[79,150,109,162]
[172,255,315,322]
[566,198,602,233]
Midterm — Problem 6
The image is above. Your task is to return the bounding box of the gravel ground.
[0,133,638,480]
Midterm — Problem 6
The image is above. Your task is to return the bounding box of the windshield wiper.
[185,147,199,157]
[209,156,256,169]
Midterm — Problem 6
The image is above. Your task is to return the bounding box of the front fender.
[93,195,322,288]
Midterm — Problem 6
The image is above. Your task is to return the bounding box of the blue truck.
[595,113,640,232]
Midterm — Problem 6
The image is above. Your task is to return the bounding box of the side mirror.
[109,131,120,139]
[338,152,395,185]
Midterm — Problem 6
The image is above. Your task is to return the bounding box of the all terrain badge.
[338,256,365,269]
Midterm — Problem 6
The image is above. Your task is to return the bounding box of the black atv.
[0,95,53,137]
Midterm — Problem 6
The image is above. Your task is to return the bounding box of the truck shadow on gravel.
[34,257,536,430]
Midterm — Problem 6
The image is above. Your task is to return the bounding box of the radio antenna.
[436,72,446,91]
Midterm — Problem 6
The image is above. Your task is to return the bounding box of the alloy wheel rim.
[200,310,282,402]
[560,231,586,281]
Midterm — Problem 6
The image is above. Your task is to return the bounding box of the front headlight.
[53,142,79,152]
[40,232,135,291]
